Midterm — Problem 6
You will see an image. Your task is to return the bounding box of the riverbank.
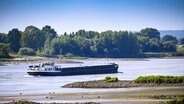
[62,80,184,88]
[1,55,184,65]
[0,56,83,65]
[1,87,184,104]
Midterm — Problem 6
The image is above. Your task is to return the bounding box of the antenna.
[106,55,109,64]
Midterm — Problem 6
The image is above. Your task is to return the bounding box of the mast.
[106,55,109,64]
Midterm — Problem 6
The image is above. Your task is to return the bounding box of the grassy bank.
[135,76,184,84]
[62,80,184,88]
[63,76,184,88]
[176,46,184,56]
[158,99,184,104]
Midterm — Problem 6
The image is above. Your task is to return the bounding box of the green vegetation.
[165,99,184,104]
[0,26,183,58]
[144,52,173,57]
[18,47,36,56]
[8,29,21,52]
[162,35,177,44]
[177,46,184,56]
[151,95,184,100]
[21,26,45,50]
[161,35,177,52]
[104,76,119,82]
[0,33,8,44]
[135,76,184,84]
[159,99,184,104]
[0,43,10,58]
[180,38,184,45]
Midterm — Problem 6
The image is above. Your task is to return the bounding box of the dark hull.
[27,64,118,76]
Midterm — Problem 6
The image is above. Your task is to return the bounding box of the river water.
[0,58,184,96]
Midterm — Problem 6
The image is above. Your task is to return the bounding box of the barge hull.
[27,63,118,76]
[27,68,118,76]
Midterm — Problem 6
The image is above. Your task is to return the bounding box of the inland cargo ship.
[27,62,119,76]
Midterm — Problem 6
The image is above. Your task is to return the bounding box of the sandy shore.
[1,87,184,104]
[0,57,83,66]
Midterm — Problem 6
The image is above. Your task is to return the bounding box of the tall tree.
[42,25,58,40]
[147,38,161,52]
[0,43,10,58]
[162,35,177,45]
[41,25,58,51]
[0,33,8,43]
[77,29,86,37]
[140,28,160,39]
[162,41,176,52]
[180,38,184,45]
[114,31,140,57]
[7,29,21,52]
[22,26,44,50]
[161,35,177,52]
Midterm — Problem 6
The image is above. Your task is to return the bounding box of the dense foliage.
[180,38,184,45]
[165,99,184,104]
[0,25,182,58]
[135,76,184,84]
[161,35,177,52]
[21,26,45,50]
[0,43,10,58]
[7,29,21,52]
[18,47,36,56]
[0,33,7,43]
[177,46,184,56]
[104,76,119,82]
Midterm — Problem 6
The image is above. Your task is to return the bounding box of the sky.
[0,0,184,35]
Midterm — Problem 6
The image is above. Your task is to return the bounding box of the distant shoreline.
[1,56,184,66]
[0,57,84,65]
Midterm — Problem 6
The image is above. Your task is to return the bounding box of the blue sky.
[0,0,184,34]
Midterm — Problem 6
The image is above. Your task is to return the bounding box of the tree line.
[0,25,183,58]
